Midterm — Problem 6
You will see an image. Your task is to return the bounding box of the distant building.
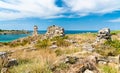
[33,25,38,36]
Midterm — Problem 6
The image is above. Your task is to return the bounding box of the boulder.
[77,60,99,73]
[45,25,65,39]
[96,28,111,42]
[52,56,99,73]
[1,67,9,73]
[84,69,94,73]
[49,45,58,49]
[6,59,18,68]
[65,39,76,44]
[65,56,79,64]
[97,57,109,65]
[0,52,8,68]
[108,56,118,64]
[82,43,95,52]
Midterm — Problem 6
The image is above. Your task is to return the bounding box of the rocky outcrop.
[0,52,18,72]
[45,25,65,39]
[0,52,8,68]
[1,68,9,73]
[52,55,99,73]
[6,59,18,68]
[33,25,38,36]
[82,43,95,52]
[96,28,111,42]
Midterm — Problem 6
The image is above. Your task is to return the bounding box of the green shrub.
[111,30,120,35]
[95,39,120,56]
[104,40,120,49]
[51,36,71,47]
[35,39,51,49]
[102,65,118,73]
[58,63,68,70]
[9,42,21,47]
[9,62,52,73]
[20,39,29,46]
[18,58,32,65]
[55,49,63,56]
[8,38,30,47]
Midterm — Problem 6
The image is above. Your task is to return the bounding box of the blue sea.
[0,30,97,42]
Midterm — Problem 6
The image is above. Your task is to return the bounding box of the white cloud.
[0,0,64,20]
[63,0,120,15]
[108,18,120,22]
[0,0,120,20]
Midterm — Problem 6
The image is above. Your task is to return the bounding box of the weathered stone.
[78,60,99,73]
[33,25,38,36]
[49,45,58,49]
[65,56,79,64]
[65,39,76,44]
[52,55,99,73]
[96,28,111,42]
[97,58,109,65]
[108,56,118,64]
[82,43,95,52]
[87,55,98,64]
[45,25,65,39]
[6,59,18,68]
[1,68,9,73]
[0,52,8,68]
[84,69,94,73]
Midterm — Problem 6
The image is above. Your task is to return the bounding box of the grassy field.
[0,31,120,73]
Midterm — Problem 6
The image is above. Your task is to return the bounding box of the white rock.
[84,69,94,73]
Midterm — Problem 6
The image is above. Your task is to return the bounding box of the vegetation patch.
[35,39,51,49]
[111,30,120,35]
[51,36,71,47]
[101,65,118,73]
[35,36,71,49]
[95,39,120,56]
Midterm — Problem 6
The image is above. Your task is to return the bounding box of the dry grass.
[9,49,57,73]
[0,33,120,73]
[99,65,119,73]
[67,33,96,44]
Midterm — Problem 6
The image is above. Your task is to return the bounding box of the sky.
[0,0,120,30]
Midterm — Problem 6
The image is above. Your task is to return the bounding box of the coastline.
[0,30,30,35]
[0,30,119,43]
[0,30,97,43]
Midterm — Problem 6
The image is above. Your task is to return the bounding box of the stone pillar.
[33,25,38,36]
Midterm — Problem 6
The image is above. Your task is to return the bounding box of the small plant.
[102,65,118,73]
[51,36,71,47]
[104,39,120,49]
[18,58,32,65]
[35,39,51,49]
[111,30,120,35]
[58,63,68,70]
[55,49,63,56]
[67,57,77,64]
[95,39,120,56]
[20,39,29,46]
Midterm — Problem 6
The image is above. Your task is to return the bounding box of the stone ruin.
[96,28,111,42]
[33,25,38,36]
[45,25,65,39]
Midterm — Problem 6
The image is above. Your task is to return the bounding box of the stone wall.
[45,25,65,39]
[96,28,111,42]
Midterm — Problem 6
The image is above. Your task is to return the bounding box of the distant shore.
[0,29,30,35]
